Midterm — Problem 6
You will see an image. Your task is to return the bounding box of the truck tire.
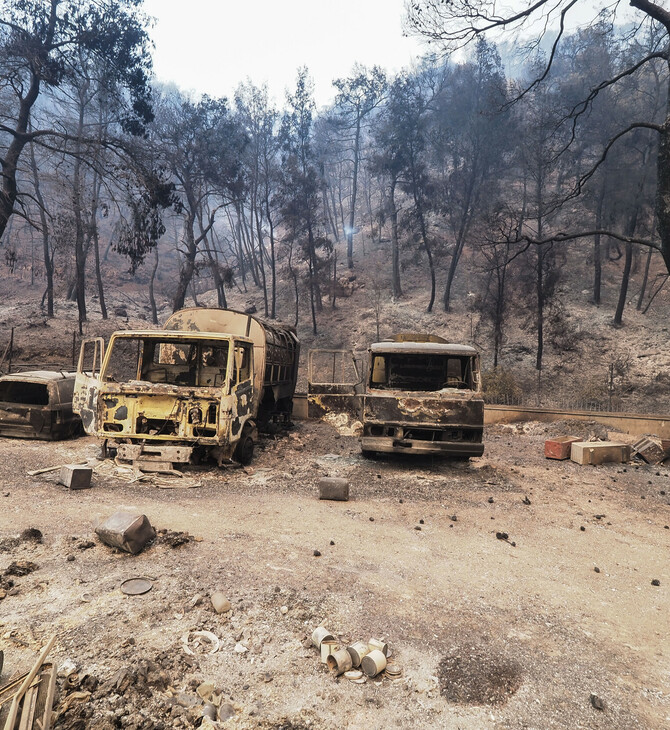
[234,431,255,465]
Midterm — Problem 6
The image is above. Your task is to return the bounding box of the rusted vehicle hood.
[363,390,484,426]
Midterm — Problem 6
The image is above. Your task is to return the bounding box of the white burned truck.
[74,308,299,467]
[309,334,484,458]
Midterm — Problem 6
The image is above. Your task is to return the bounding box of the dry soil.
[0,418,668,729]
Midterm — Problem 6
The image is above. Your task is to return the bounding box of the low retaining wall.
[484,405,670,439]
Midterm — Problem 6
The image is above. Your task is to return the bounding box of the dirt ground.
[0,418,668,729]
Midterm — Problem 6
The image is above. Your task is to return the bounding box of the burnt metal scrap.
[308,334,485,458]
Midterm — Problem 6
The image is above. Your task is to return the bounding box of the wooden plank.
[3,637,55,730]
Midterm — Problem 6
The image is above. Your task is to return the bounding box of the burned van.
[309,335,484,458]
[0,371,82,440]
[74,308,299,467]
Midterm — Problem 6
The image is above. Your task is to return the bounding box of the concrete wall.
[484,405,670,439]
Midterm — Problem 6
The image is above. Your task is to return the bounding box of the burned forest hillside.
[1,2,670,419]
[0,216,668,416]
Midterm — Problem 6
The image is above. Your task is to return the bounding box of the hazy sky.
[142,0,424,108]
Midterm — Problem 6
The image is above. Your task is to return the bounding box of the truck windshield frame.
[102,335,232,389]
[369,352,476,392]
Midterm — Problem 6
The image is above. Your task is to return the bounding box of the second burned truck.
[73,308,299,467]
[308,334,484,458]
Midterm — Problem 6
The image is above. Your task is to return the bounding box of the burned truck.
[0,370,82,440]
[309,335,484,458]
[74,308,299,467]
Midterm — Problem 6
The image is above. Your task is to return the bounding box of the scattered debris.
[310,627,398,686]
[346,642,369,667]
[218,703,235,722]
[1,635,57,730]
[327,648,352,676]
[182,630,220,656]
[57,659,78,679]
[120,577,153,595]
[155,529,192,548]
[313,550,321,557]
[632,436,668,465]
[361,649,387,678]
[4,560,39,577]
[522,496,531,505]
[651,579,660,586]
[95,511,156,555]
[318,476,350,501]
[93,458,202,488]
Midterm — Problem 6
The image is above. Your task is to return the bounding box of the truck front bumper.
[361,436,484,457]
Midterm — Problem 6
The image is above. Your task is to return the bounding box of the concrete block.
[59,464,92,490]
[318,477,349,501]
[570,441,631,466]
[544,436,581,460]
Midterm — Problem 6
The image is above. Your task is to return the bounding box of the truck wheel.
[234,433,255,465]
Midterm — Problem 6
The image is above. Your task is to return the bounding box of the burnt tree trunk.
[593,185,605,306]
[613,242,633,326]
[148,245,159,325]
[29,142,54,317]
[637,246,653,310]
[390,176,402,299]
[346,115,361,269]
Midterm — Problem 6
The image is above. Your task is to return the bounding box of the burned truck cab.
[360,338,484,457]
